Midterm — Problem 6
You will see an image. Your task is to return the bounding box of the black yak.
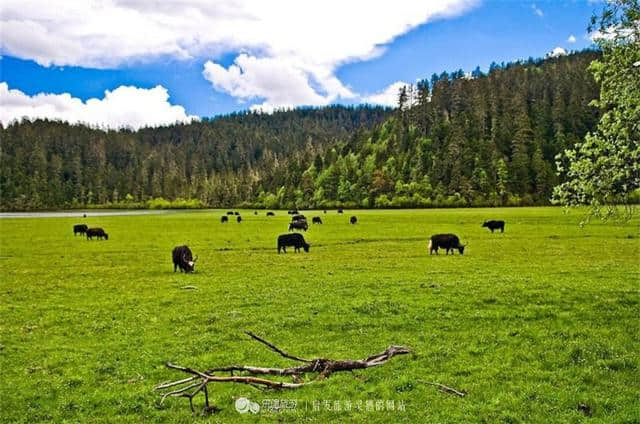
[312,216,323,224]
[292,214,306,222]
[482,220,505,233]
[73,224,88,236]
[350,216,357,224]
[337,208,344,214]
[277,233,310,253]
[289,220,308,231]
[221,216,228,223]
[86,228,108,240]
[172,245,197,273]
[226,211,234,215]
[237,215,242,223]
[429,234,466,255]
[267,211,275,216]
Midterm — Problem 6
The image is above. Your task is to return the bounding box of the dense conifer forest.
[0,50,601,210]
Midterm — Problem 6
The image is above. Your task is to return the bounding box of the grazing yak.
[289,220,308,231]
[277,233,310,253]
[172,245,197,273]
[292,214,306,222]
[237,215,242,223]
[86,227,108,240]
[226,211,234,215]
[350,216,357,224]
[323,210,327,214]
[73,224,88,236]
[429,233,466,255]
[254,211,258,215]
[234,212,240,216]
[312,216,323,224]
[337,208,344,214]
[221,216,228,223]
[267,211,275,216]
[482,220,505,233]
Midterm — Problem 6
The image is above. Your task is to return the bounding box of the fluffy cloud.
[547,47,567,58]
[202,54,353,111]
[1,1,479,68]
[1,0,479,111]
[362,81,410,107]
[589,24,637,43]
[0,83,197,129]
[567,34,577,43]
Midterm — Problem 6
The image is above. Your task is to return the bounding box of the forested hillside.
[0,50,600,210]
[0,106,390,210]
[295,50,601,208]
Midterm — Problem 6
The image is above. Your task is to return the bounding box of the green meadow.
[0,207,638,423]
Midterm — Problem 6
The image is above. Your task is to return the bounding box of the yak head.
[458,243,467,255]
[183,254,198,272]
[481,221,488,228]
[104,233,109,240]
[303,243,310,253]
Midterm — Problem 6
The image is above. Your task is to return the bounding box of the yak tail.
[428,240,432,250]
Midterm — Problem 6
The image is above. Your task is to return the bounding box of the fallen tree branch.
[418,380,467,397]
[244,330,311,363]
[156,331,411,413]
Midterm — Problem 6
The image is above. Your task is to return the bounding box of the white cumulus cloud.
[202,54,353,112]
[362,81,410,107]
[0,83,197,129]
[547,47,567,58]
[1,0,479,112]
[567,34,577,43]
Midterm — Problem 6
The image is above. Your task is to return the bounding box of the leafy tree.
[496,158,509,201]
[553,0,640,220]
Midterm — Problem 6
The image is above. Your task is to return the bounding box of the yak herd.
[72,212,506,273]
[73,224,108,240]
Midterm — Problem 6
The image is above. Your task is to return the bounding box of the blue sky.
[0,0,600,128]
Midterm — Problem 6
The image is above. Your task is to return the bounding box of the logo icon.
[235,397,260,414]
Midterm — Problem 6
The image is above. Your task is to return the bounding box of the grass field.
[0,207,638,423]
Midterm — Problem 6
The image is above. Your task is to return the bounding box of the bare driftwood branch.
[244,330,312,363]
[155,331,411,413]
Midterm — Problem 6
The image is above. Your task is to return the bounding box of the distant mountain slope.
[0,106,390,209]
[0,50,600,210]
[283,50,601,209]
